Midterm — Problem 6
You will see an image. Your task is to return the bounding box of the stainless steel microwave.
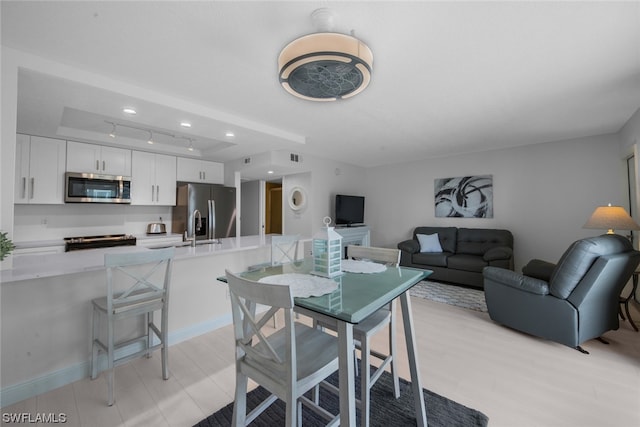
[65,172,131,204]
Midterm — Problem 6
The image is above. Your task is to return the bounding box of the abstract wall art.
[434,175,493,218]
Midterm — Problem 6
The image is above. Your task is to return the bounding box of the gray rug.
[195,368,488,427]
[410,281,488,313]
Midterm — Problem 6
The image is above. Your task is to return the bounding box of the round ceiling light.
[278,9,373,101]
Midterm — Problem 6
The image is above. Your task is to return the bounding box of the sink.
[148,241,191,249]
[148,239,220,249]
[195,239,220,245]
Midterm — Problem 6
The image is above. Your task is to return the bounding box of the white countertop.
[13,233,185,250]
[2,235,274,283]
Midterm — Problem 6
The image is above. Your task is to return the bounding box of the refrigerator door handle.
[208,199,216,240]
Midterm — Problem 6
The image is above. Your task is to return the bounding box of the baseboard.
[0,313,233,408]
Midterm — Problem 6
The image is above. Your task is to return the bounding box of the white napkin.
[341,259,387,274]
[258,273,338,297]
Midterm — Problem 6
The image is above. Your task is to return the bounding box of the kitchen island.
[0,235,301,407]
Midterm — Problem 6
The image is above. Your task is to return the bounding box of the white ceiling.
[3,1,640,174]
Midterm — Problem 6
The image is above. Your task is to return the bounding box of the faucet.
[184,209,202,247]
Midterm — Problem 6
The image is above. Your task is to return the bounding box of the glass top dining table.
[220,260,432,426]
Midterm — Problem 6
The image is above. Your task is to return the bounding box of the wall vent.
[244,157,251,164]
[290,153,301,163]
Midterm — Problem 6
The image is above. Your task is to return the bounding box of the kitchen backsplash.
[13,204,173,242]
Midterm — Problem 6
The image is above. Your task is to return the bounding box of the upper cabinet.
[131,151,177,206]
[67,141,131,176]
[176,157,224,184]
[15,134,67,204]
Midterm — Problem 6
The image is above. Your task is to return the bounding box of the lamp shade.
[583,204,640,234]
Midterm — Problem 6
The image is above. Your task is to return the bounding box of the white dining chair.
[271,234,301,265]
[315,245,402,427]
[90,247,174,406]
[269,234,301,327]
[225,269,340,426]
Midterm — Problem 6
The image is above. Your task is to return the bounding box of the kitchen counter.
[1,234,310,407]
[3,235,273,283]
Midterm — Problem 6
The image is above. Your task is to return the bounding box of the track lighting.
[108,123,116,138]
[104,120,197,151]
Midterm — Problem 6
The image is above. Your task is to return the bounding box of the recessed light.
[180,122,192,128]
[122,107,137,115]
[267,170,274,174]
[225,131,235,138]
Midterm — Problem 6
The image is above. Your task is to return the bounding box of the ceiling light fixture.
[278,8,373,101]
[122,107,137,115]
[225,131,235,138]
[104,120,197,150]
[180,121,192,128]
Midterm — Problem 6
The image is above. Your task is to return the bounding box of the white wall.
[13,204,173,242]
[364,133,630,271]
[620,107,640,150]
[283,172,312,237]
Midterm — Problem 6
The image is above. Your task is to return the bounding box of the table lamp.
[583,203,640,234]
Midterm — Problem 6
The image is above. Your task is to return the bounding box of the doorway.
[265,182,282,234]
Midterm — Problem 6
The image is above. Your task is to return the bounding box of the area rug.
[194,369,488,427]
[410,280,488,313]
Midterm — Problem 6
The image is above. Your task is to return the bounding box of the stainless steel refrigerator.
[172,182,237,240]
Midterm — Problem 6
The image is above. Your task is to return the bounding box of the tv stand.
[335,226,370,258]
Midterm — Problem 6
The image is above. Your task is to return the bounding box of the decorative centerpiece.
[311,216,343,278]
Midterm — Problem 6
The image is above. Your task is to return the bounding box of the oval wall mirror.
[288,187,307,211]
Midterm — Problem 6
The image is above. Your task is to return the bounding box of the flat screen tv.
[335,194,365,226]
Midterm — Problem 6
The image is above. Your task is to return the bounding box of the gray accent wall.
[363,132,633,272]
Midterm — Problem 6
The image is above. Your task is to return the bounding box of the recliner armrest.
[483,266,550,295]
[483,246,513,261]
[522,259,556,282]
[398,239,420,254]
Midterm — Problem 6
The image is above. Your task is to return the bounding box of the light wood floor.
[3,296,640,427]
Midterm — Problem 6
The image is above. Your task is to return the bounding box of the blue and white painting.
[434,175,493,218]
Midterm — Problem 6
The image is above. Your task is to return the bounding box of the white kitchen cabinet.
[66,141,131,176]
[14,134,67,204]
[176,157,224,184]
[131,151,177,205]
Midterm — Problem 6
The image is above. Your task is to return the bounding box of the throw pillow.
[417,233,443,253]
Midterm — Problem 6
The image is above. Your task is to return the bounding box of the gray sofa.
[397,226,514,289]
[483,234,640,352]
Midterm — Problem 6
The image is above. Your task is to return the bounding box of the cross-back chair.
[90,247,174,406]
[225,269,339,426]
[271,234,301,266]
[314,245,401,427]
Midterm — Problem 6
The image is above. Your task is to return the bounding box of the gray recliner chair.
[483,234,640,353]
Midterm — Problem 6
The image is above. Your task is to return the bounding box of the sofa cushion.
[448,254,487,273]
[417,233,443,253]
[412,252,451,267]
[414,227,457,253]
[550,234,632,299]
[457,228,513,256]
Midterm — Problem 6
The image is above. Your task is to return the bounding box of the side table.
[619,270,639,332]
